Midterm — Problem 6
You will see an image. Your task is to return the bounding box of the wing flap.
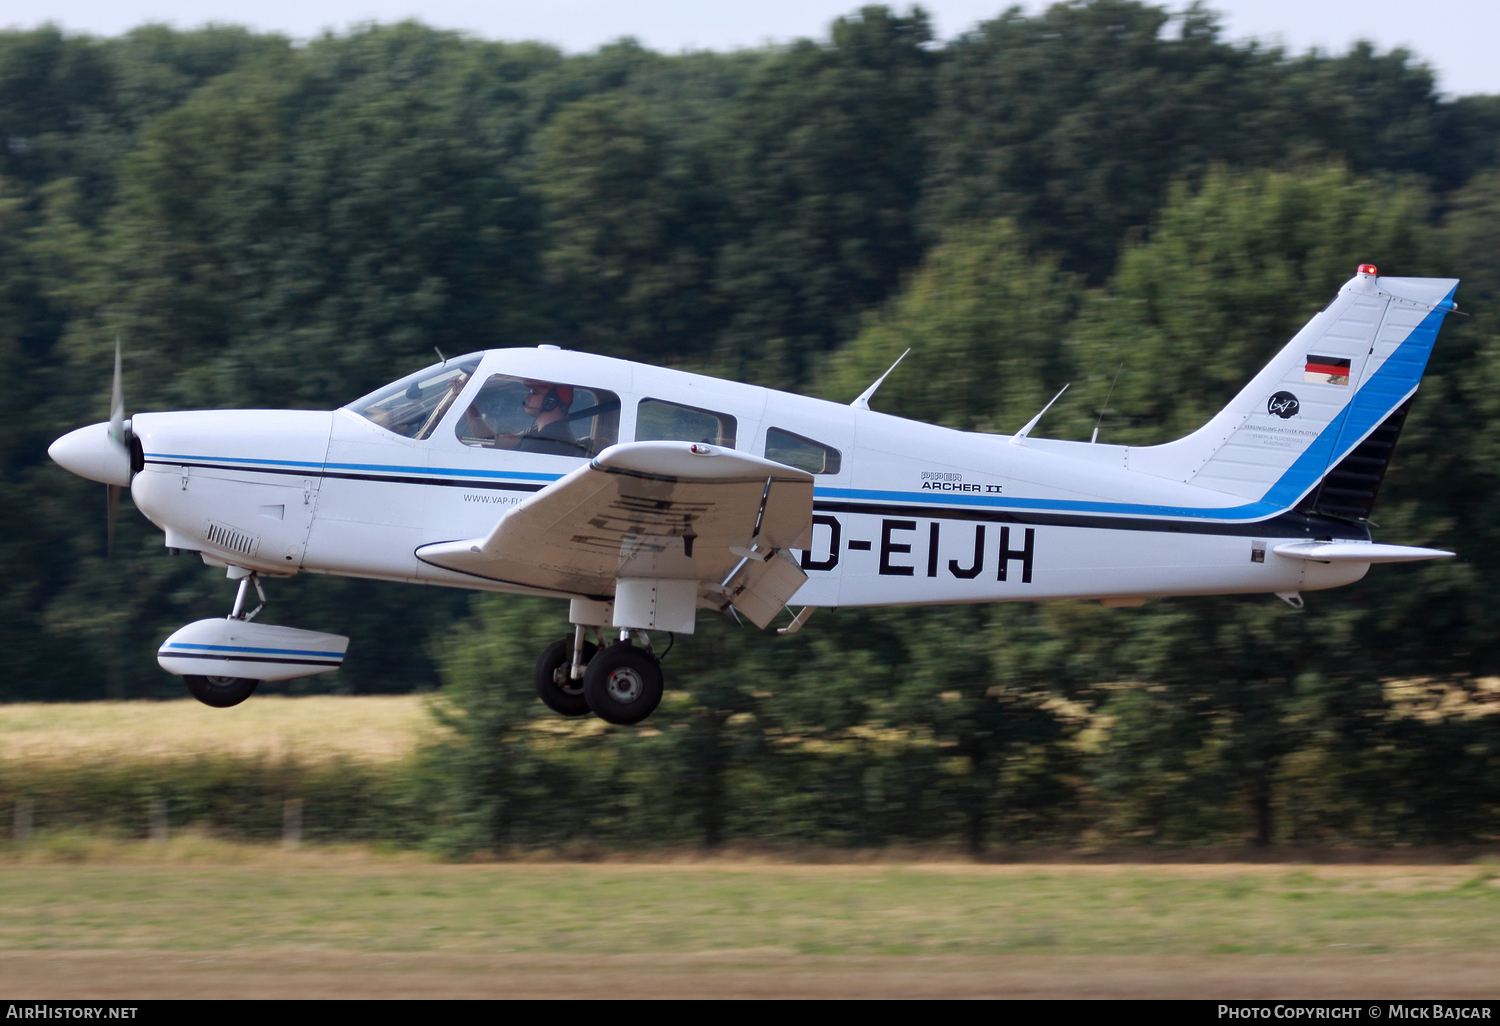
[720,550,809,629]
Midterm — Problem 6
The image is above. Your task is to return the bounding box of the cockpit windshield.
[347,355,483,439]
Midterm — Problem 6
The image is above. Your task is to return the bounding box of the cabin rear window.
[765,427,842,475]
[349,356,483,439]
[457,375,620,458]
[635,398,737,448]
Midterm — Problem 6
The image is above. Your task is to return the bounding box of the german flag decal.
[1305,354,1352,386]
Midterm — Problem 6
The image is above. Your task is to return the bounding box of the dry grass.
[0,695,442,765]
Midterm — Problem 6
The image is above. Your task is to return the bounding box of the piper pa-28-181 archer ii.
[49,265,1459,724]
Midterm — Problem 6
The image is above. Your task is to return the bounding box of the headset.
[526,381,572,414]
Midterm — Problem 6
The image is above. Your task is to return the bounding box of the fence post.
[283,799,303,851]
[149,798,168,843]
[13,800,32,843]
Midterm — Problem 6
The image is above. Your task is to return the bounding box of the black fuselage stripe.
[144,459,545,492]
[812,501,1371,541]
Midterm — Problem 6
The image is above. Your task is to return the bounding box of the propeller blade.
[106,483,119,558]
[108,336,125,447]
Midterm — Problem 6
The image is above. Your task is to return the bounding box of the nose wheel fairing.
[158,569,350,708]
[158,616,349,682]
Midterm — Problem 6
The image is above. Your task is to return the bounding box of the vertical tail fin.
[1128,268,1458,514]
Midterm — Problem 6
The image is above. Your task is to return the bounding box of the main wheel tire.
[582,643,664,725]
[535,637,599,717]
[183,674,260,708]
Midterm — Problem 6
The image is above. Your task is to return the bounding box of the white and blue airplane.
[48,265,1458,724]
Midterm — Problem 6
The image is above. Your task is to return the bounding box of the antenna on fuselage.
[850,348,911,411]
[434,346,448,365]
[1091,363,1124,444]
[1009,384,1069,446]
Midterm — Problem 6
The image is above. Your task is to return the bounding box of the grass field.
[1,839,1498,997]
[3,699,1499,996]
[0,696,438,765]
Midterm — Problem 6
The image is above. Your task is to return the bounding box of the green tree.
[708,5,937,386]
[1067,165,1463,845]
[531,94,718,361]
[921,2,1453,282]
[824,218,1079,434]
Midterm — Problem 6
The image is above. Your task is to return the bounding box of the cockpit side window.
[765,427,842,475]
[456,374,620,458]
[635,398,737,448]
[348,357,483,440]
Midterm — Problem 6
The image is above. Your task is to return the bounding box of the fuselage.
[121,346,1369,609]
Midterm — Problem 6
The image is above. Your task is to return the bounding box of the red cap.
[1357,263,1378,276]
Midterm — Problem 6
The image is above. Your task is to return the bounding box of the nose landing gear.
[181,570,267,708]
[159,568,350,708]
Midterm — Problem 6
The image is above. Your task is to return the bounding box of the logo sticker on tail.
[1267,392,1300,419]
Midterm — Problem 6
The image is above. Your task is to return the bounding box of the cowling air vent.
[1298,398,1412,522]
[204,520,261,557]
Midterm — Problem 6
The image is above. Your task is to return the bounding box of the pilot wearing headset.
[466,379,583,455]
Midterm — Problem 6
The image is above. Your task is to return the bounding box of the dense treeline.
[2,3,1498,848]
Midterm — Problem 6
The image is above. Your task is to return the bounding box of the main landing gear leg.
[183,569,266,709]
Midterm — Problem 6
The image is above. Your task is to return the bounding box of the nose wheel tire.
[583,643,664,725]
[183,674,260,708]
[535,637,599,717]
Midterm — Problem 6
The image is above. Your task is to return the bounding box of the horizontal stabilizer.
[1272,541,1454,563]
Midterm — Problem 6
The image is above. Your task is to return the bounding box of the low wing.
[416,442,814,618]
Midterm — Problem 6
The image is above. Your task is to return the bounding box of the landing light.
[1358,263,1378,276]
